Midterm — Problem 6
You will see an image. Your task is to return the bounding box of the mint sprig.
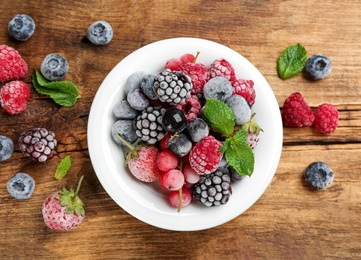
[277,43,307,80]
[55,155,72,180]
[203,98,255,176]
[32,70,81,107]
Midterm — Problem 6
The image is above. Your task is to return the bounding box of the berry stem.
[115,133,135,151]
[177,188,183,212]
[74,175,85,196]
[192,52,200,63]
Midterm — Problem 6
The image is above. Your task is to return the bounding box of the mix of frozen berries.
[111,54,259,209]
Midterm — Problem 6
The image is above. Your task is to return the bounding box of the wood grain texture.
[0,0,360,259]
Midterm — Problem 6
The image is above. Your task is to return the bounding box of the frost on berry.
[208,58,237,83]
[0,81,30,115]
[0,45,28,82]
[282,92,315,127]
[232,78,256,106]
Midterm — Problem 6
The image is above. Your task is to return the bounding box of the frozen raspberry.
[164,58,182,71]
[282,92,315,127]
[0,80,30,115]
[232,78,256,106]
[173,95,201,121]
[177,62,208,94]
[313,103,338,134]
[0,45,28,82]
[208,58,237,83]
[189,135,223,175]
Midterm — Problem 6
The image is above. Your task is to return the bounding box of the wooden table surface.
[1,0,360,259]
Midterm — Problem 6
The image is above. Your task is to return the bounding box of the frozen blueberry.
[124,71,147,95]
[304,162,334,190]
[0,135,14,162]
[304,54,332,80]
[226,95,252,125]
[40,53,69,81]
[8,14,35,41]
[186,118,209,142]
[127,88,150,111]
[87,20,113,45]
[229,166,244,183]
[111,120,139,146]
[217,156,229,173]
[168,132,192,157]
[203,76,233,102]
[113,100,139,119]
[7,172,35,200]
[141,74,158,100]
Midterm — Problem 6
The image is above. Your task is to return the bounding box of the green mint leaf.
[203,98,235,137]
[55,155,72,180]
[32,70,81,107]
[222,129,254,176]
[277,43,307,80]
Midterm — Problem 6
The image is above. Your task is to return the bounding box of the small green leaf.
[277,43,307,80]
[222,129,255,176]
[55,155,72,180]
[32,70,81,107]
[203,98,235,137]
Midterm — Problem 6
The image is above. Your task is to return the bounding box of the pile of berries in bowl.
[88,38,283,231]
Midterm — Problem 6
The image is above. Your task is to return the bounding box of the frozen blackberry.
[18,128,57,163]
[40,53,69,81]
[153,69,192,104]
[8,14,35,41]
[7,172,35,200]
[168,132,192,157]
[192,170,232,207]
[304,162,334,190]
[134,106,166,144]
[87,20,113,45]
[111,120,139,146]
[0,135,14,162]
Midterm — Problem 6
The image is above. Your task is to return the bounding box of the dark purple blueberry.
[168,132,192,157]
[141,74,158,100]
[111,120,138,146]
[113,100,139,119]
[304,162,334,189]
[186,118,209,142]
[162,108,187,133]
[8,14,35,41]
[229,166,244,183]
[304,54,332,80]
[127,88,150,111]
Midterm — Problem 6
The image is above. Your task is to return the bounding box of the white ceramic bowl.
[88,37,283,231]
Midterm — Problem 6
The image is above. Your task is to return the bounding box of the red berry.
[162,169,185,191]
[164,58,182,71]
[232,78,256,106]
[159,133,172,150]
[157,149,178,172]
[180,53,195,63]
[0,80,30,115]
[169,187,192,208]
[208,58,237,83]
[313,103,339,134]
[282,92,315,127]
[189,135,223,175]
[127,146,160,182]
[173,95,201,121]
[0,45,28,82]
[177,62,208,94]
[183,164,200,184]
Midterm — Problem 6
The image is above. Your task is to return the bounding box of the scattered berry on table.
[203,76,233,102]
[226,94,251,125]
[169,187,192,209]
[124,71,147,95]
[313,103,339,134]
[40,53,69,81]
[18,128,57,163]
[42,176,85,230]
[186,118,209,143]
[242,113,263,149]
[134,106,166,144]
[111,120,139,146]
[232,78,256,106]
[113,100,139,119]
[8,14,35,41]
[208,58,237,83]
[177,61,208,94]
[168,132,192,157]
[127,88,150,111]
[0,80,30,115]
[192,170,232,207]
[304,54,332,80]
[87,20,113,45]
[0,135,14,162]
[282,92,315,127]
[0,45,28,82]
[153,69,192,104]
[161,108,187,134]
[162,169,185,191]
[304,162,334,190]
[164,58,182,71]
[189,135,223,175]
[140,73,158,100]
[7,172,35,200]
[156,149,178,172]
[180,53,195,63]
